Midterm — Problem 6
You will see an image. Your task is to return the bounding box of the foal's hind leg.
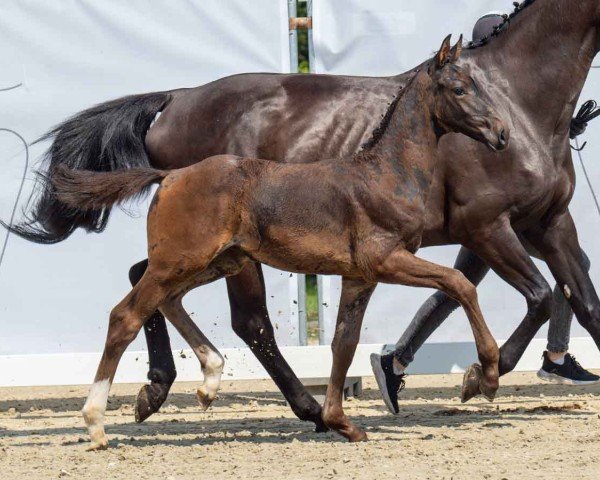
[375,249,500,401]
[82,271,169,450]
[160,298,224,410]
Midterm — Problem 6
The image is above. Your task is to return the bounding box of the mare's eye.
[453,87,466,96]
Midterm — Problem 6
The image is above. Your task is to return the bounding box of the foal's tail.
[50,165,169,212]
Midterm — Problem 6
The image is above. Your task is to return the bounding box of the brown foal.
[53,36,508,447]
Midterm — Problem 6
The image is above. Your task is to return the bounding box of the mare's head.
[428,35,509,152]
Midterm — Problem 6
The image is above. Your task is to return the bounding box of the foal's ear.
[449,34,463,63]
[435,34,453,69]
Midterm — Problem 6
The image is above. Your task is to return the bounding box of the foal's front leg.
[322,278,376,441]
[375,248,500,400]
[82,272,168,450]
[159,299,224,409]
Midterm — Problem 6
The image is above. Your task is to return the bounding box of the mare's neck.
[361,71,439,174]
[470,0,598,134]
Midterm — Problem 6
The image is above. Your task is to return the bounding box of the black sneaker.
[537,352,600,385]
[370,353,405,414]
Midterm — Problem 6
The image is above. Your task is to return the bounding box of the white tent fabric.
[0,0,299,356]
[313,0,600,347]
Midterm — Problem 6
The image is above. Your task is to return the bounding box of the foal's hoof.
[348,428,368,443]
[461,363,483,403]
[135,383,168,423]
[461,363,498,403]
[479,380,498,402]
[86,438,109,452]
[196,388,216,411]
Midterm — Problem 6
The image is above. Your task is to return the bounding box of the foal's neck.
[359,71,439,173]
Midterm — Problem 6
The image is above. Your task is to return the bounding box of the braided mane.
[467,0,537,49]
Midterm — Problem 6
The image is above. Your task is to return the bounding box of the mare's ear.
[449,34,463,63]
[435,34,452,69]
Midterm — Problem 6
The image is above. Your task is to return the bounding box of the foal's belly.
[248,226,358,276]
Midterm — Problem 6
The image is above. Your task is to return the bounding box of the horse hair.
[49,164,167,211]
[360,70,421,152]
[4,91,170,244]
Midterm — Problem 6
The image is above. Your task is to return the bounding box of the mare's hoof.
[314,419,330,433]
[461,363,483,403]
[196,388,216,411]
[135,383,168,423]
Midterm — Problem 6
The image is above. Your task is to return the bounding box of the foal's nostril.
[498,129,507,148]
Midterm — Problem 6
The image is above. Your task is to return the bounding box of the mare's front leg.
[322,278,376,441]
[129,259,177,423]
[227,262,327,432]
[82,271,169,450]
[375,248,500,401]
[159,298,224,410]
[524,212,600,347]
[459,217,553,400]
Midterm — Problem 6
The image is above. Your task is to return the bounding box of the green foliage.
[305,274,319,343]
[296,1,310,73]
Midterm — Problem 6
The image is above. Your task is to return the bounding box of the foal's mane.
[359,70,422,152]
[467,0,537,49]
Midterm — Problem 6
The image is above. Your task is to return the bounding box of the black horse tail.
[4,91,171,244]
[50,165,168,212]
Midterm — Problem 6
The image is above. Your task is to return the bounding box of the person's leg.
[534,245,599,384]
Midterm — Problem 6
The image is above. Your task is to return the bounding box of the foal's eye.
[453,87,466,96]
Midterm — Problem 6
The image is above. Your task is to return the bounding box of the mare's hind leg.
[227,262,327,432]
[160,298,224,410]
[130,259,177,423]
[82,271,170,450]
[375,249,500,402]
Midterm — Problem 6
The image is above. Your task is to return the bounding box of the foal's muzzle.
[484,119,510,152]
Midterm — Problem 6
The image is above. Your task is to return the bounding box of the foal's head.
[428,35,509,151]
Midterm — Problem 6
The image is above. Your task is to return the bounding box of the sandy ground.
[1,373,600,480]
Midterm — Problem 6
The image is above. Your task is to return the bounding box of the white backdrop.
[0,0,300,359]
[313,0,600,349]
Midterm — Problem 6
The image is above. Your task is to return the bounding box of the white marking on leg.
[81,379,111,449]
[197,349,224,410]
[564,284,572,299]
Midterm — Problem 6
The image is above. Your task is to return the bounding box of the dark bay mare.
[7,0,600,427]
[50,38,507,447]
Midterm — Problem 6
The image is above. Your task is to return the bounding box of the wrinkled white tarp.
[0,0,298,355]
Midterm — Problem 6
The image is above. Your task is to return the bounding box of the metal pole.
[297,274,308,345]
[307,0,315,73]
[288,1,308,345]
[288,0,299,73]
